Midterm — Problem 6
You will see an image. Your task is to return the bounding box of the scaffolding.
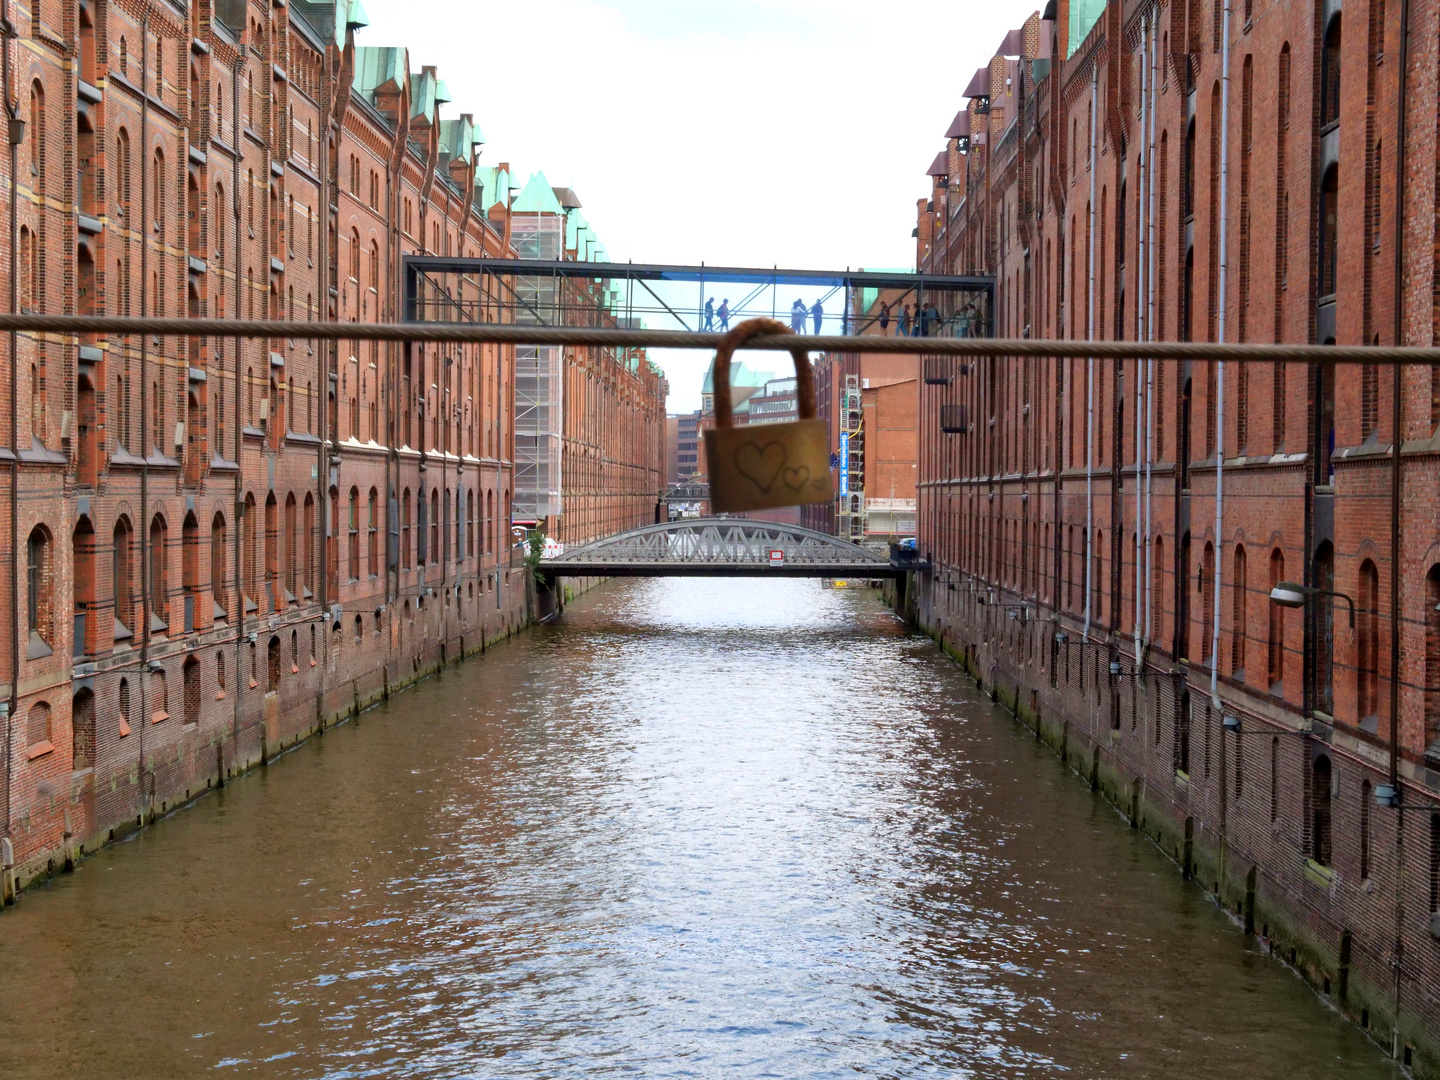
[511,216,565,520]
[838,375,866,546]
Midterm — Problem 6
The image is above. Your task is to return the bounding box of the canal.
[0,579,1400,1078]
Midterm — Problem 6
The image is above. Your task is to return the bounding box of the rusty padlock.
[704,318,834,513]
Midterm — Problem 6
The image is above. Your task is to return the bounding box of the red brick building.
[0,0,661,895]
[913,0,1440,1065]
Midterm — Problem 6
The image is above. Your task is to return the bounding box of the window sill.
[1303,858,1334,888]
[26,740,54,761]
[215,690,226,701]
[118,717,131,737]
[27,632,53,659]
[151,711,169,724]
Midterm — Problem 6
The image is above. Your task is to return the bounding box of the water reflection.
[0,578,1399,1078]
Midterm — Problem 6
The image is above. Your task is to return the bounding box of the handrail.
[2,314,1439,365]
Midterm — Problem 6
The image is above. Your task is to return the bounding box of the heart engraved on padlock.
[703,319,834,514]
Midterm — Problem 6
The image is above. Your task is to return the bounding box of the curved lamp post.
[1269,579,1355,628]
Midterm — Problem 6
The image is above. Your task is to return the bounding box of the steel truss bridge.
[539,518,902,578]
[403,256,995,337]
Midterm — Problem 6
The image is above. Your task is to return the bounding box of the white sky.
[364,0,1026,411]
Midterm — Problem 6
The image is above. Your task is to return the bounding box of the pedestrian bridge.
[539,519,903,578]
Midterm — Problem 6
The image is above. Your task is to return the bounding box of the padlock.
[704,318,834,513]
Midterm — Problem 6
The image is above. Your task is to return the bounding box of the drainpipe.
[1134,17,1149,663]
[4,5,18,849]
[1210,0,1232,713]
[138,8,152,813]
[1389,0,1411,1054]
[1082,64,1098,642]
[1144,18,1159,650]
[231,56,242,754]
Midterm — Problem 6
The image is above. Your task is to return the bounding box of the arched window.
[1357,559,1380,724]
[182,512,199,631]
[1177,690,1192,775]
[243,492,257,606]
[402,487,412,570]
[1268,548,1286,691]
[113,516,135,640]
[1360,780,1372,880]
[1313,541,1336,715]
[152,148,165,235]
[430,489,440,564]
[151,666,168,723]
[116,128,132,221]
[303,493,316,597]
[26,524,53,648]
[264,493,278,610]
[349,228,360,284]
[348,487,360,582]
[285,494,298,599]
[1231,545,1248,677]
[1320,14,1342,130]
[72,517,96,657]
[29,80,45,196]
[369,240,379,293]
[1318,165,1340,302]
[368,488,378,578]
[267,635,281,692]
[72,688,95,770]
[1311,754,1333,866]
[27,701,52,752]
[183,656,201,724]
[211,512,228,614]
[149,514,168,629]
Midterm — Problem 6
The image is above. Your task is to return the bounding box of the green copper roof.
[353,45,405,99]
[565,209,589,251]
[473,166,510,211]
[438,117,479,159]
[510,171,565,215]
[409,70,437,120]
[435,79,452,106]
[338,0,368,29]
[1068,0,1105,56]
[702,359,775,395]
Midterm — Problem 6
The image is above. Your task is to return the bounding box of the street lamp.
[1269,580,1356,628]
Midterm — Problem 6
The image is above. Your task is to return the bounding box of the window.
[1320,15,1342,130]
[1360,780,1372,880]
[1231,545,1248,677]
[27,701,52,752]
[348,487,360,582]
[183,657,200,724]
[1268,549,1285,691]
[1357,559,1380,724]
[367,488,378,578]
[1310,754,1333,866]
[150,514,168,629]
[402,487,412,570]
[1177,691,1192,775]
[430,489,439,564]
[1314,542,1336,715]
[113,517,135,638]
[26,525,52,646]
[1426,567,1440,754]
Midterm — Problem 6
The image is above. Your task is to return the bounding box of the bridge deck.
[538,561,903,578]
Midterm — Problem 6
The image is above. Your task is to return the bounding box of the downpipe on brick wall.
[138,7,153,820]
[1212,0,1234,854]
[1082,64,1097,643]
[3,4,18,860]
[230,56,243,761]
[1389,0,1411,1053]
[1144,18,1159,654]
[1133,16,1149,665]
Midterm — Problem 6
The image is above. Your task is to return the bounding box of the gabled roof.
[999,27,1025,56]
[510,171,565,215]
[945,110,971,139]
[473,165,510,212]
[438,117,481,160]
[963,67,991,98]
[927,151,949,177]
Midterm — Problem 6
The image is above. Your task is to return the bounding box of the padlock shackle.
[710,318,818,431]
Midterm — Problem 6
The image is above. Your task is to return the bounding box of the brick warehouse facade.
[913,0,1440,1066]
[0,0,665,895]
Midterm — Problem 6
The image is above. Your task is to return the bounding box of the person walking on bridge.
[703,298,715,332]
[879,302,891,335]
[899,303,912,337]
[811,299,824,335]
[717,299,730,330]
[790,299,807,333]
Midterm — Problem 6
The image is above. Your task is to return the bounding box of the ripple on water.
[0,578,1403,1079]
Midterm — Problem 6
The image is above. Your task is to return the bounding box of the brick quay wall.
[0,0,665,897]
[906,0,1440,1069]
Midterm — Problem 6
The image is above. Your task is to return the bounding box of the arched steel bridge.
[539,518,903,578]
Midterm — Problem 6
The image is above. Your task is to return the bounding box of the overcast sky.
[364,0,1026,410]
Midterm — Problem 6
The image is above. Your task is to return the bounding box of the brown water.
[0,578,1400,1078]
